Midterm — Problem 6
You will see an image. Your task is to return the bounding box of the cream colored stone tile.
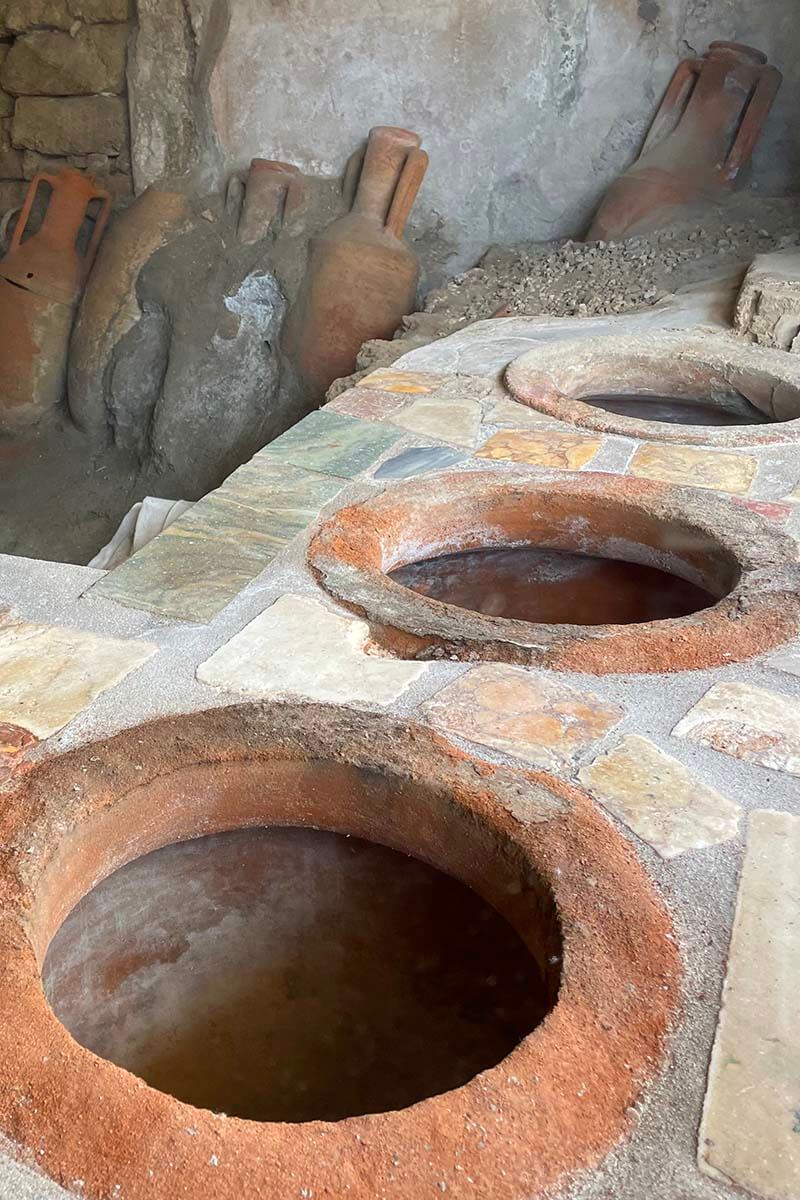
[579,735,741,858]
[629,443,757,495]
[422,664,622,773]
[476,429,603,469]
[699,810,800,1199]
[674,682,800,778]
[389,396,482,448]
[197,594,427,708]
[356,368,443,394]
[0,622,156,739]
[485,395,558,427]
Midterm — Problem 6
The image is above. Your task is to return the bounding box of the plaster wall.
[209,0,800,275]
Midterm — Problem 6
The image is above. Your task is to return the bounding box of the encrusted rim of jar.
[308,470,800,673]
[504,332,800,446]
[0,703,679,1200]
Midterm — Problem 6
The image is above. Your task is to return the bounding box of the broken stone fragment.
[735,250,800,352]
[1,23,127,95]
[12,94,127,155]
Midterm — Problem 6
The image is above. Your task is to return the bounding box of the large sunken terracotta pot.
[283,125,428,401]
[0,169,111,432]
[587,42,781,242]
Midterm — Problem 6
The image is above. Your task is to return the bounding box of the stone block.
[699,810,800,1198]
[0,44,13,116]
[12,94,127,155]
[579,735,741,859]
[21,148,65,178]
[628,443,757,495]
[2,24,127,95]
[422,665,623,773]
[3,0,72,32]
[69,0,129,20]
[0,620,155,739]
[735,250,800,352]
[476,429,603,470]
[0,119,22,177]
[103,170,131,203]
[197,594,428,708]
[0,179,27,209]
[674,681,800,778]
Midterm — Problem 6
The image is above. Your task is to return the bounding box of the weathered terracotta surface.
[68,185,189,439]
[283,126,428,400]
[504,331,800,446]
[237,157,305,245]
[0,703,679,1199]
[0,167,111,429]
[308,471,800,673]
[587,42,782,241]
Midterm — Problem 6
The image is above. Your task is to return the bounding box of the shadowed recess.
[391,545,715,625]
[43,826,555,1123]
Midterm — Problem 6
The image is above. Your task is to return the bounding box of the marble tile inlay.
[579,735,741,858]
[372,445,467,480]
[485,394,560,427]
[674,682,800,778]
[0,621,156,739]
[197,594,428,707]
[476,429,603,470]
[422,664,623,772]
[699,810,800,1199]
[325,388,409,422]
[260,410,402,477]
[629,444,757,495]
[356,368,443,394]
[389,397,483,448]
[92,460,345,623]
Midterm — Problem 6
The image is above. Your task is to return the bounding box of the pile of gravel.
[422,195,800,325]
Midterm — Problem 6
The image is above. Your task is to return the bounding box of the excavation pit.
[309,471,800,672]
[0,704,679,1200]
[43,824,553,1123]
[505,332,800,445]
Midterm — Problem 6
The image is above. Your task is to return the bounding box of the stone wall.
[0,0,133,215]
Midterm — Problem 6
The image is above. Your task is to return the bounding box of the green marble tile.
[259,410,402,477]
[91,461,345,623]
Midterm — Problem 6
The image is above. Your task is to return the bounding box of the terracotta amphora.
[283,126,428,401]
[0,168,111,430]
[238,158,305,244]
[587,42,782,242]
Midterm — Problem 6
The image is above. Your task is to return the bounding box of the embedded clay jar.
[504,332,800,446]
[0,704,679,1199]
[308,471,800,673]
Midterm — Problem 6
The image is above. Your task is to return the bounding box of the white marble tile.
[579,735,741,858]
[197,594,428,708]
[699,810,800,1199]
